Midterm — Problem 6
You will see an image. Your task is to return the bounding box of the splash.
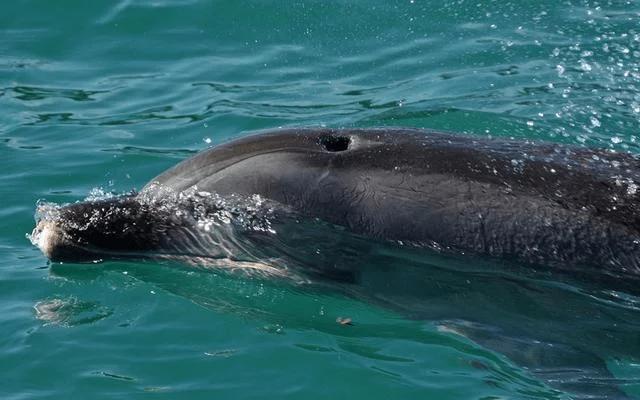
[139,183,280,235]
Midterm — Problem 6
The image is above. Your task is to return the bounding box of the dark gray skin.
[34,127,640,280]
[32,127,640,399]
[153,128,640,273]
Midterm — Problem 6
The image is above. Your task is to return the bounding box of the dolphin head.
[29,189,263,265]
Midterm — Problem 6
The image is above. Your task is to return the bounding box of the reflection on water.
[34,297,113,327]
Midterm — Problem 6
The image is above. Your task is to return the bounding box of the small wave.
[101,146,197,157]
[9,85,108,102]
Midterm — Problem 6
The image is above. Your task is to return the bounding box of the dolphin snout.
[31,219,71,262]
[31,212,98,263]
[31,197,145,263]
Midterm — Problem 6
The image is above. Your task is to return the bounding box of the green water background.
[2,1,640,399]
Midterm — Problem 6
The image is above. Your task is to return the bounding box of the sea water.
[2,1,640,399]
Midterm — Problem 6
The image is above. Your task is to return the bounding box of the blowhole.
[319,135,350,152]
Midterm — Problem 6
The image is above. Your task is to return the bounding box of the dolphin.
[32,128,640,282]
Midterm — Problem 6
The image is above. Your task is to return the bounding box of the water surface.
[2,1,640,399]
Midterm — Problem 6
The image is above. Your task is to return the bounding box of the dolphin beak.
[30,211,98,263]
[31,219,69,262]
[31,203,57,260]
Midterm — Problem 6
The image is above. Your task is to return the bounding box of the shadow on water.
[48,231,640,399]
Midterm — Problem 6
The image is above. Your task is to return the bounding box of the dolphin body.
[31,128,640,398]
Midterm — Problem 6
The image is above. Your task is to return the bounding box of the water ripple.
[9,86,109,102]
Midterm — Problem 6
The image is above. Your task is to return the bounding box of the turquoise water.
[3,1,640,399]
